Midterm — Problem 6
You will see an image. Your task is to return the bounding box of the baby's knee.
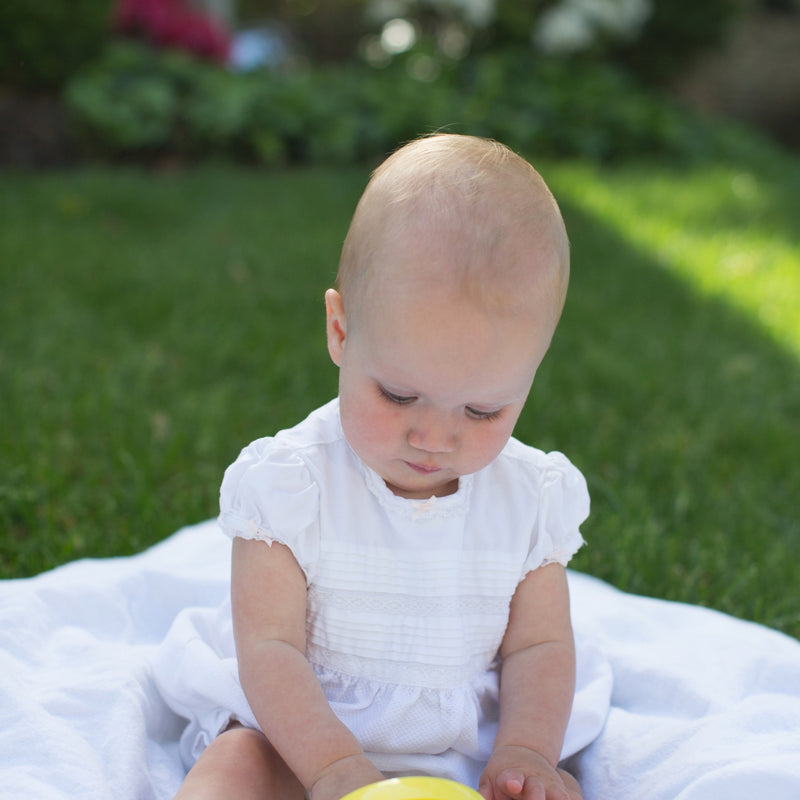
[176,725,290,799]
[215,725,305,797]
[214,725,273,771]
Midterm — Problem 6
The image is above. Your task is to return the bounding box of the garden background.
[1,0,799,639]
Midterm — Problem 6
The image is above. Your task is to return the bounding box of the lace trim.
[309,643,496,689]
[309,585,510,617]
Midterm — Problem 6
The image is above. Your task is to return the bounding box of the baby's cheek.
[465,427,514,473]
[346,403,401,455]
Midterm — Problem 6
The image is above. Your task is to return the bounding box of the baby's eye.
[465,406,503,422]
[378,386,417,405]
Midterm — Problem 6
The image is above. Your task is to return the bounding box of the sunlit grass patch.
[545,158,800,356]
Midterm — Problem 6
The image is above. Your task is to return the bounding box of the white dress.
[154,399,610,787]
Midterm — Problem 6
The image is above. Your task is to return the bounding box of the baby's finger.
[537,776,571,800]
[497,770,544,800]
[476,778,496,800]
[499,770,526,797]
[554,768,581,800]
[520,772,572,800]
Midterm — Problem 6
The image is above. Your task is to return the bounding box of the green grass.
[1,146,799,639]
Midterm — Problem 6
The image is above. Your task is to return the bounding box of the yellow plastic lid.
[340,777,484,800]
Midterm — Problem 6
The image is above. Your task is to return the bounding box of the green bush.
[0,0,112,91]
[454,50,714,161]
[481,0,743,85]
[64,40,733,165]
[613,0,742,85]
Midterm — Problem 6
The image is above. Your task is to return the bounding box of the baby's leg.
[174,724,305,800]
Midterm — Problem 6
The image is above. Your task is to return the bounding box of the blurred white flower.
[578,0,652,36]
[450,0,495,28]
[534,0,652,55]
[534,5,595,54]
[381,17,417,54]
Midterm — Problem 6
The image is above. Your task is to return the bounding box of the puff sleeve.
[522,451,589,576]
[218,438,321,583]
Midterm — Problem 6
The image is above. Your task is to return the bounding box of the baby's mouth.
[404,461,442,475]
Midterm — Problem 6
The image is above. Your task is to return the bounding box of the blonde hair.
[336,133,570,327]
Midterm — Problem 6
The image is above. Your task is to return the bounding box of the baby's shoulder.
[218,401,346,556]
[221,399,343,503]
[484,439,590,563]
[494,437,582,482]
[235,398,342,461]
[270,397,344,452]
[483,439,589,518]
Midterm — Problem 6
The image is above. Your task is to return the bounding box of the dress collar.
[332,404,474,520]
[357,456,474,521]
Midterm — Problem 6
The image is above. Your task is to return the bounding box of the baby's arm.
[479,563,580,800]
[231,537,384,800]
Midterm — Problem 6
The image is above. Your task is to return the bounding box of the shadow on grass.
[519,199,800,636]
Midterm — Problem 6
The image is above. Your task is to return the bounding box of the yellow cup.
[341,777,483,800]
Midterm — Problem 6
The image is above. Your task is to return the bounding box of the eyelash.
[378,386,502,422]
[379,386,416,405]
[466,407,502,422]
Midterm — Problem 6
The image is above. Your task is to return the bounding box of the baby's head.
[326,134,571,499]
[336,133,569,334]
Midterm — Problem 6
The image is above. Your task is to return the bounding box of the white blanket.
[1,520,799,800]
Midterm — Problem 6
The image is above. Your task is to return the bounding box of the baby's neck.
[384,477,460,500]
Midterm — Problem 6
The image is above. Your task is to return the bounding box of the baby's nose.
[407,409,457,453]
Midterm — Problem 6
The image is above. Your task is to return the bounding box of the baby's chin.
[384,475,460,500]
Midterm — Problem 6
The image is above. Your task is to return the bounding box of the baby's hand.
[478,745,580,800]
[309,753,384,800]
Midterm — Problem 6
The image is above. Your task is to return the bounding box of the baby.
[157,134,593,800]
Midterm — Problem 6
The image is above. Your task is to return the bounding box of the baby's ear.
[325,288,347,366]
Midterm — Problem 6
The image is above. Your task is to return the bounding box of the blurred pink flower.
[114,0,231,63]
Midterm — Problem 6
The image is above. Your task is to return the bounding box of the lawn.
[1,143,799,639]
